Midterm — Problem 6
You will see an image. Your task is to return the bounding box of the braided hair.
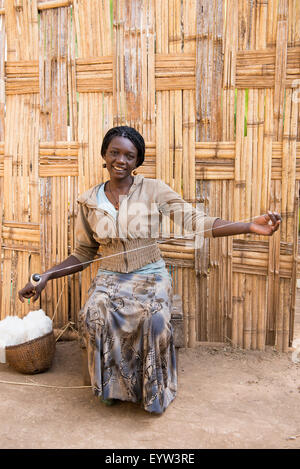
[101,126,145,168]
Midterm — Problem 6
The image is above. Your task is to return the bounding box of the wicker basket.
[6,330,56,374]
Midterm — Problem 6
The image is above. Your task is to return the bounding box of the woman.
[18,126,281,414]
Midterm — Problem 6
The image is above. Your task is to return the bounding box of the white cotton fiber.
[0,316,26,346]
[0,310,53,355]
[23,309,52,342]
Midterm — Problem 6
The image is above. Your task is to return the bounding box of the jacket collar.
[77,174,144,208]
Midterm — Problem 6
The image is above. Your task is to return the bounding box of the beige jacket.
[71,175,219,273]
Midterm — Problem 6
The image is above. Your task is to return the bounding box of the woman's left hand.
[249,211,281,236]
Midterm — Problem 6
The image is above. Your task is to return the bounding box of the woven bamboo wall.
[0,0,299,352]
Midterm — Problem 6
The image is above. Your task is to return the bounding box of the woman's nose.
[116,154,127,164]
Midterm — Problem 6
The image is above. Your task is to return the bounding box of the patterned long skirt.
[78,272,177,414]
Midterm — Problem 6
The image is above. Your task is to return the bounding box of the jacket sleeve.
[155,179,219,238]
[70,202,100,265]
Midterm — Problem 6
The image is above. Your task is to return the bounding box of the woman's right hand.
[18,276,48,303]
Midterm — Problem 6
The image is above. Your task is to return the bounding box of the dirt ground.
[0,294,300,450]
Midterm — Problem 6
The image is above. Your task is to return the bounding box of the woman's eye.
[109,150,135,160]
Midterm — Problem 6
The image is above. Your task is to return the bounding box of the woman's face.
[103,136,138,180]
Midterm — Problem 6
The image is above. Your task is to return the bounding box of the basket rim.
[5,330,54,351]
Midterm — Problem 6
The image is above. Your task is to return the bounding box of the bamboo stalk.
[257,276,265,351]
[287,90,297,245]
[231,273,238,345]
[161,251,194,260]
[289,188,299,346]
[188,269,196,348]
[266,186,275,345]
[276,279,284,351]
[243,271,251,350]
[183,267,189,347]
[238,273,245,347]
[234,90,245,224]
[250,274,257,350]
[159,243,194,253]
[211,182,218,340]
[274,189,282,349]
[37,1,73,10]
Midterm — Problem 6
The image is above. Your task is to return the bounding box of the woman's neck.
[108,175,134,192]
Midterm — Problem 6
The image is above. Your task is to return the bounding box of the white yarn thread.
[33,213,280,282]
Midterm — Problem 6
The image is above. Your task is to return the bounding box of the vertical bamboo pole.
[216,180,222,340]
[251,274,258,350]
[265,3,277,344]
[238,273,245,347]
[232,87,245,345]
[157,0,170,236]
[266,0,277,48]
[188,268,196,347]
[272,178,281,348]
[279,88,290,349]
[290,183,299,346]
[243,275,251,350]
[276,278,284,351]
[222,0,237,142]
[182,0,196,346]
[232,272,238,346]
[221,1,236,343]
[273,0,288,141]
[183,267,189,347]
[148,0,155,142]
[234,90,245,226]
[226,180,234,342]
[250,86,260,346]
[210,180,216,340]
[257,275,266,351]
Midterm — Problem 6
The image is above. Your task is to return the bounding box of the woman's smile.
[112,165,126,173]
